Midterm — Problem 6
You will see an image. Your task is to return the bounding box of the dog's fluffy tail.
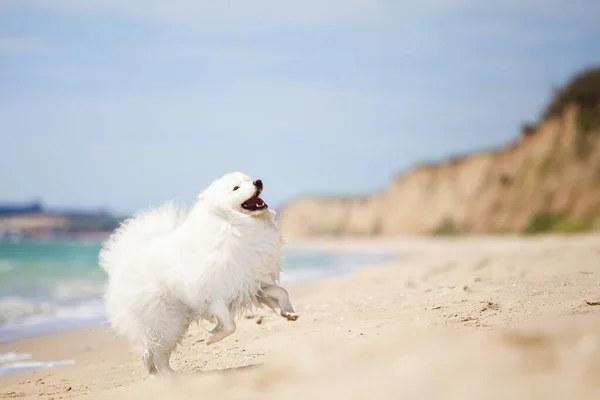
[99,201,187,274]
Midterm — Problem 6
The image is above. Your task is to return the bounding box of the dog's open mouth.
[241,191,268,212]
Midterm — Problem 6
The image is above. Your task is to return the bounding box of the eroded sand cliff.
[280,69,600,237]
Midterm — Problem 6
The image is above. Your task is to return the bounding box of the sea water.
[0,240,392,376]
[0,240,393,345]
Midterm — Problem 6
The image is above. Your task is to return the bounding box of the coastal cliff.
[280,67,600,237]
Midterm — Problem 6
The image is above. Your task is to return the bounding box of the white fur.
[99,172,297,375]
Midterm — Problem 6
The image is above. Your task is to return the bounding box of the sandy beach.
[2,235,600,399]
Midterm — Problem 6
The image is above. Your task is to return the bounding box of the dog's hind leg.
[141,341,176,376]
[139,301,190,375]
[150,318,192,375]
[205,301,236,346]
[152,347,175,376]
[142,346,158,375]
[260,284,299,321]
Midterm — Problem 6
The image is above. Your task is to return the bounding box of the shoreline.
[1,234,600,399]
[0,245,396,347]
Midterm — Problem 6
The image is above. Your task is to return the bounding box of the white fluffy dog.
[99,172,298,375]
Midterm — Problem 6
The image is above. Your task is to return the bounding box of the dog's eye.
[233,186,239,191]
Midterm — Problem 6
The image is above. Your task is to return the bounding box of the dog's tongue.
[244,197,268,208]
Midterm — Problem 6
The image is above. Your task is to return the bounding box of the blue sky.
[1,1,599,214]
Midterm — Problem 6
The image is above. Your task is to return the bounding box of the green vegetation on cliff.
[525,212,593,234]
[542,67,600,125]
[540,67,600,157]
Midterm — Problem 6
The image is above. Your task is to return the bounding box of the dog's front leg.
[205,300,236,346]
[260,284,299,321]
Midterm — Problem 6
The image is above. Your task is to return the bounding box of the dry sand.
[2,235,600,399]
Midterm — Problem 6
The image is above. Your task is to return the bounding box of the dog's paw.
[205,332,225,346]
[281,312,299,321]
[205,335,216,346]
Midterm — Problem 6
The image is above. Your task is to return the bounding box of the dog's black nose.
[253,179,263,190]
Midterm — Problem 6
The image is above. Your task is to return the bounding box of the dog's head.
[198,172,269,216]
